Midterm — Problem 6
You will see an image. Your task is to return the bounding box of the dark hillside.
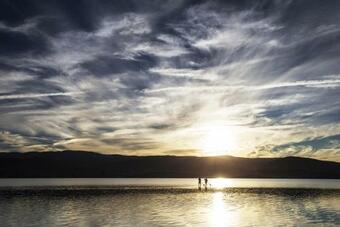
[0,151,339,178]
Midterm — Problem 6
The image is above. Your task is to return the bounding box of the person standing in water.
[198,178,202,191]
[204,178,208,191]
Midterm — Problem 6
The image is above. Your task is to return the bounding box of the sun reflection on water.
[209,192,237,227]
[210,178,233,189]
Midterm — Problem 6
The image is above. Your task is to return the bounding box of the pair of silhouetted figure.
[198,178,208,191]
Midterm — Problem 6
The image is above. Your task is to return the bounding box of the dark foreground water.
[0,179,339,226]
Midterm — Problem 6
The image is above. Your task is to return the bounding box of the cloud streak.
[0,92,80,100]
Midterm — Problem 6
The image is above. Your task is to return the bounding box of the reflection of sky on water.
[0,188,339,226]
[1,178,339,189]
[210,192,239,227]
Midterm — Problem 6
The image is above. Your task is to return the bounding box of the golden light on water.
[209,191,239,227]
[210,192,227,226]
[210,178,233,189]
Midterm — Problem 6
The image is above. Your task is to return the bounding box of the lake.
[0,178,339,226]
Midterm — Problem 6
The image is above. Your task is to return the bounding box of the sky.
[0,0,340,161]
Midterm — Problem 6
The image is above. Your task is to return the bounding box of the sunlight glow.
[201,126,238,156]
[210,178,233,189]
[209,191,238,227]
[210,192,227,227]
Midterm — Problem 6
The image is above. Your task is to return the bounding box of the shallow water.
[1,178,339,189]
[0,178,339,226]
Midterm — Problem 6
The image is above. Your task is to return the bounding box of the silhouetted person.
[198,178,202,190]
[204,178,208,191]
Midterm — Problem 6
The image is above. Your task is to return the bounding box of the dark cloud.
[100,137,161,151]
[149,123,174,130]
[0,30,49,56]
[0,0,134,30]
[80,53,158,76]
[5,64,65,79]
[273,134,340,152]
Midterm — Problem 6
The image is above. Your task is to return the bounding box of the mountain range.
[0,150,339,178]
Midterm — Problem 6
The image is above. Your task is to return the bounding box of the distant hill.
[0,150,339,178]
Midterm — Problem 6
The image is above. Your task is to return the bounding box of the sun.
[201,126,238,156]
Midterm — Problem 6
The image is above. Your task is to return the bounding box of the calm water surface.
[0,178,339,226]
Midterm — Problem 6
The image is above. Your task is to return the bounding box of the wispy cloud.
[0,0,339,161]
[0,92,80,100]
